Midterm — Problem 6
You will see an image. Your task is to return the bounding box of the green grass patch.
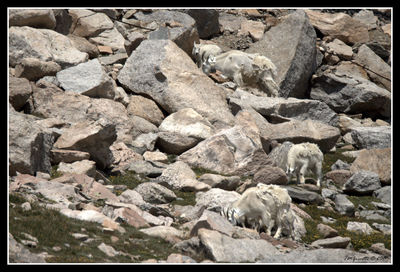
[299,203,391,251]
[108,171,148,190]
[171,190,197,206]
[50,165,63,180]
[9,193,181,263]
[322,148,356,175]
[347,195,382,210]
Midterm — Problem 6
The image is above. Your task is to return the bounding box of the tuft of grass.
[322,148,356,175]
[50,165,63,180]
[108,171,148,190]
[171,190,197,206]
[299,203,391,251]
[347,195,382,210]
[9,193,181,263]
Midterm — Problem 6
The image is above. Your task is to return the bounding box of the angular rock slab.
[343,171,381,196]
[9,9,56,29]
[305,10,369,45]
[350,126,391,150]
[350,148,391,185]
[9,108,54,176]
[261,119,340,153]
[56,59,116,99]
[310,70,391,119]
[117,39,235,129]
[133,9,199,56]
[158,108,215,140]
[246,10,317,98]
[9,26,88,68]
[229,89,338,126]
[282,186,324,205]
[9,76,32,111]
[53,118,117,169]
[198,229,279,263]
[311,236,351,249]
[178,125,265,175]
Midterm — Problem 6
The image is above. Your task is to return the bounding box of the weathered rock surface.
[9,108,54,176]
[9,76,32,111]
[198,229,279,263]
[9,26,88,68]
[317,223,339,238]
[325,170,353,187]
[9,233,46,263]
[133,10,199,56]
[15,58,61,81]
[350,148,391,185]
[127,95,165,127]
[9,9,56,29]
[267,141,294,170]
[229,89,338,126]
[198,174,241,191]
[334,194,355,216]
[195,188,241,213]
[373,186,391,205]
[247,10,317,98]
[347,221,375,235]
[57,160,96,178]
[50,149,91,164]
[354,44,391,91]
[185,9,220,39]
[261,119,340,153]
[350,126,391,150]
[69,9,114,38]
[139,226,185,244]
[253,165,288,185]
[189,210,235,237]
[282,186,324,205]
[56,59,116,99]
[159,108,215,140]
[157,161,210,192]
[311,236,351,249]
[178,125,267,175]
[305,10,369,45]
[117,39,235,129]
[156,132,200,155]
[134,182,177,204]
[310,70,391,119]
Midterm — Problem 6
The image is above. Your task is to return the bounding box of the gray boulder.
[53,118,117,169]
[373,186,391,205]
[156,132,200,155]
[185,9,220,39]
[310,236,351,249]
[133,10,199,56]
[134,182,177,204]
[56,59,117,99]
[9,26,88,68]
[117,39,235,129]
[246,10,317,98]
[15,58,61,81]
[9,9,56,29]
[355,44,391,91]
[9,233,46,263]
[334,194,355,216]
[282,186,324,205]
[267,141,294,170]
[198,229,279,263]
[9,76,32,111]
[261,119,340,153]
[198,174,241,191]
[9,107,54,176]
[229,89,338,127]
[310,70,391,119]
[350,126,391,150]
[195,188,241,213]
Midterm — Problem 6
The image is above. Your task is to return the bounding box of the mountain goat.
[202,50,279,97]
[286,142,324,187]
[221,183,295,239]
[192,42,223,69]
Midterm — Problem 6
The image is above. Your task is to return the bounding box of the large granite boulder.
[246,10,317,98]
[117,39,235,129]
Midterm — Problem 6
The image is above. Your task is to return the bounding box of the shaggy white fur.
[286,142,324,187]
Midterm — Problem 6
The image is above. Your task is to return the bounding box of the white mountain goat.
[202,50,280,97]
[221,183,295,239]
[286,142,324,187]
[192,42,223,69]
